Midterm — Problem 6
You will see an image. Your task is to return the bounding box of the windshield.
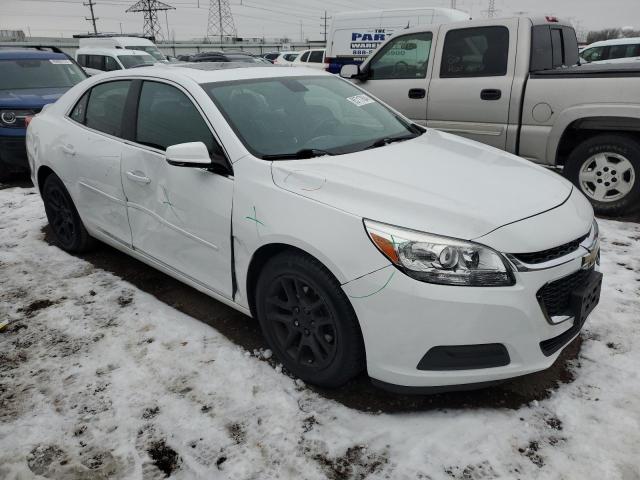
[125,45,166,61]
[0,58,86,90]
[118,54,155,68]
[203,76,418,158]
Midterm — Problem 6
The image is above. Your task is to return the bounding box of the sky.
[1,0,639,41]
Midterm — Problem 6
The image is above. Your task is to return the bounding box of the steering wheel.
[393,61,409,77]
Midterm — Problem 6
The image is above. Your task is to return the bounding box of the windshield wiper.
[262,148,335,160]
[364,133,420,151]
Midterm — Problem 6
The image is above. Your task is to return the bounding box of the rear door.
[306,49,326,70]
[427,20,518,149]
[64,79,133,246]
[354,30,435,125]
[120,79,234,298]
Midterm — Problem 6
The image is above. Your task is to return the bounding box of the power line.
[126,0,175,41]
[83,0,99,33]
[207,0,236,42]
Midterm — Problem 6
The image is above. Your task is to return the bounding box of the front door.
[427,21,518,149]
[354,31,434,125]
[121,80,234,298]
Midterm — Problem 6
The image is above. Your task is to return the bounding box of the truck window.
[368,32,433,80]
[440,26,509,78]
[551,29,564,68]
[308,50,324,63]
[300,51,310,62]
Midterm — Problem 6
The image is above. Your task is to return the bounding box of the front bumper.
[0,129,29,172]
[342,255,598,389]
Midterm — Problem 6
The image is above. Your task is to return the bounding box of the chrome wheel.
[578,152,636,202]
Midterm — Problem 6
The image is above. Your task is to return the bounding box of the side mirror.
[166,142,212,168]
[340,64,361,79]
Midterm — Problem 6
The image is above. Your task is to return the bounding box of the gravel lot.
[1,182,639,479]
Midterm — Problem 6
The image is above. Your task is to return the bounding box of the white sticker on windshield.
[49,59,72,64]
[346,94,375,107]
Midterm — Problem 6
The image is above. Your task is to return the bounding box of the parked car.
[325,7,469,73]
[74,34,168,62]
[342,16,640,215]
[76,47,156,73]
[27,63,601,392]
[0,47,86,181]
[260,52,281,63]
[580,37,640,64]
[291,49,326,70]
[188,51,266,64]
[273,52,299,65]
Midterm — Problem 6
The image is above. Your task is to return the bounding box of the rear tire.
[255,251,365,388]
[42,173,95,253]
[564,134,640,216]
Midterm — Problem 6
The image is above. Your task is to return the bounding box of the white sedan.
[26,63,602,392]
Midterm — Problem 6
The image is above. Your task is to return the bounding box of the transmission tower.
[207,0,236,44]
[84,0,99,34]
[486,0,497,18]
[126,0,175,41]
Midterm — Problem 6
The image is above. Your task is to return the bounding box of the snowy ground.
[1,185,639,480]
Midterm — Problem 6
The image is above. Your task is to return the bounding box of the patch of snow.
[1,187,639,479]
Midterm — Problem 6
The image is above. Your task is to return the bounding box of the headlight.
[0,109,34,128]
[364,219,515,287]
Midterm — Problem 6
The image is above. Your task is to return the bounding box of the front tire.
[564,134,640,215]
[42,173,95,253]
[255,251,365,388]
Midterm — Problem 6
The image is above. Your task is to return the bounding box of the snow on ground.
[0,186,639,480]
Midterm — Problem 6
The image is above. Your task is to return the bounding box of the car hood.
[0,87,69,109]
[271,129,573,241]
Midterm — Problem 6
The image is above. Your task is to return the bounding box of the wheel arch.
[552,111,640,166]
[36,165,56,193]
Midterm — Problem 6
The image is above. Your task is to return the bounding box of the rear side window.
[135,81,219,156]
[69,91,89,123]
[84,81,131,137]
[87,55,104,70]
[77,54,87,67]
[440,26,509,78]
[308,50,324,63]
[551,29,564,68]
[300,51,310,62]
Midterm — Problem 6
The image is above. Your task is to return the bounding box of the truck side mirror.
[340,64,360,79]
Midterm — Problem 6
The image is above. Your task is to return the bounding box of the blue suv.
[0,47,86,181]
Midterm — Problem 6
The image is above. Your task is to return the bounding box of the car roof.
[585,37,640,48]
[76,47,153,56]
[98,62,331,84]
[0,49,69,60]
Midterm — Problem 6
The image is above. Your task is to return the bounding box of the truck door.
[427,19,518,149]
[353,30,435,125]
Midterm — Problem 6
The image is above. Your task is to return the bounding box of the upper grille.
[512,233,588,265]
[537,267,593,318]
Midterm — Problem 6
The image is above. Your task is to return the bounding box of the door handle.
[408,88,426,99]
[61,144,76,156]
[126,171,151,184]
[480,89,502,100]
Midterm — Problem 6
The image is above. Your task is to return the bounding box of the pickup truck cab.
[342,16,640,215]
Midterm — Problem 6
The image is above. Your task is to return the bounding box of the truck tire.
[564,134,640,216]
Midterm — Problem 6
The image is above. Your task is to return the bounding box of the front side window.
[118,54,155,68]
[308,50,324,63]
[136,81,218,155]
[0,58,86,90]
[84,80,131,137]
[440,26,509,78]
[203,76,419,158]
[369,32,433,80]
[582,46,604,62]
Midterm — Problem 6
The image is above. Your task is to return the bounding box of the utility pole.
[321,10,331,43]
[450,0,456,9]
[83,0,99,34]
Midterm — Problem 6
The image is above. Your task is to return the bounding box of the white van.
[76,35,167,62]
[76,47,156,74]
[325,7,469,73]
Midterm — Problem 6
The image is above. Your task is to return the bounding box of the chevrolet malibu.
[26,64,602,392]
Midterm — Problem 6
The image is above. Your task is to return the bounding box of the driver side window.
[368,32,433,80]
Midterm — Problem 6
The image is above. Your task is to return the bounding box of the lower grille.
[537,267,593,318]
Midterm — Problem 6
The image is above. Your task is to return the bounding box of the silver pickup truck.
[341,16,640,215]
